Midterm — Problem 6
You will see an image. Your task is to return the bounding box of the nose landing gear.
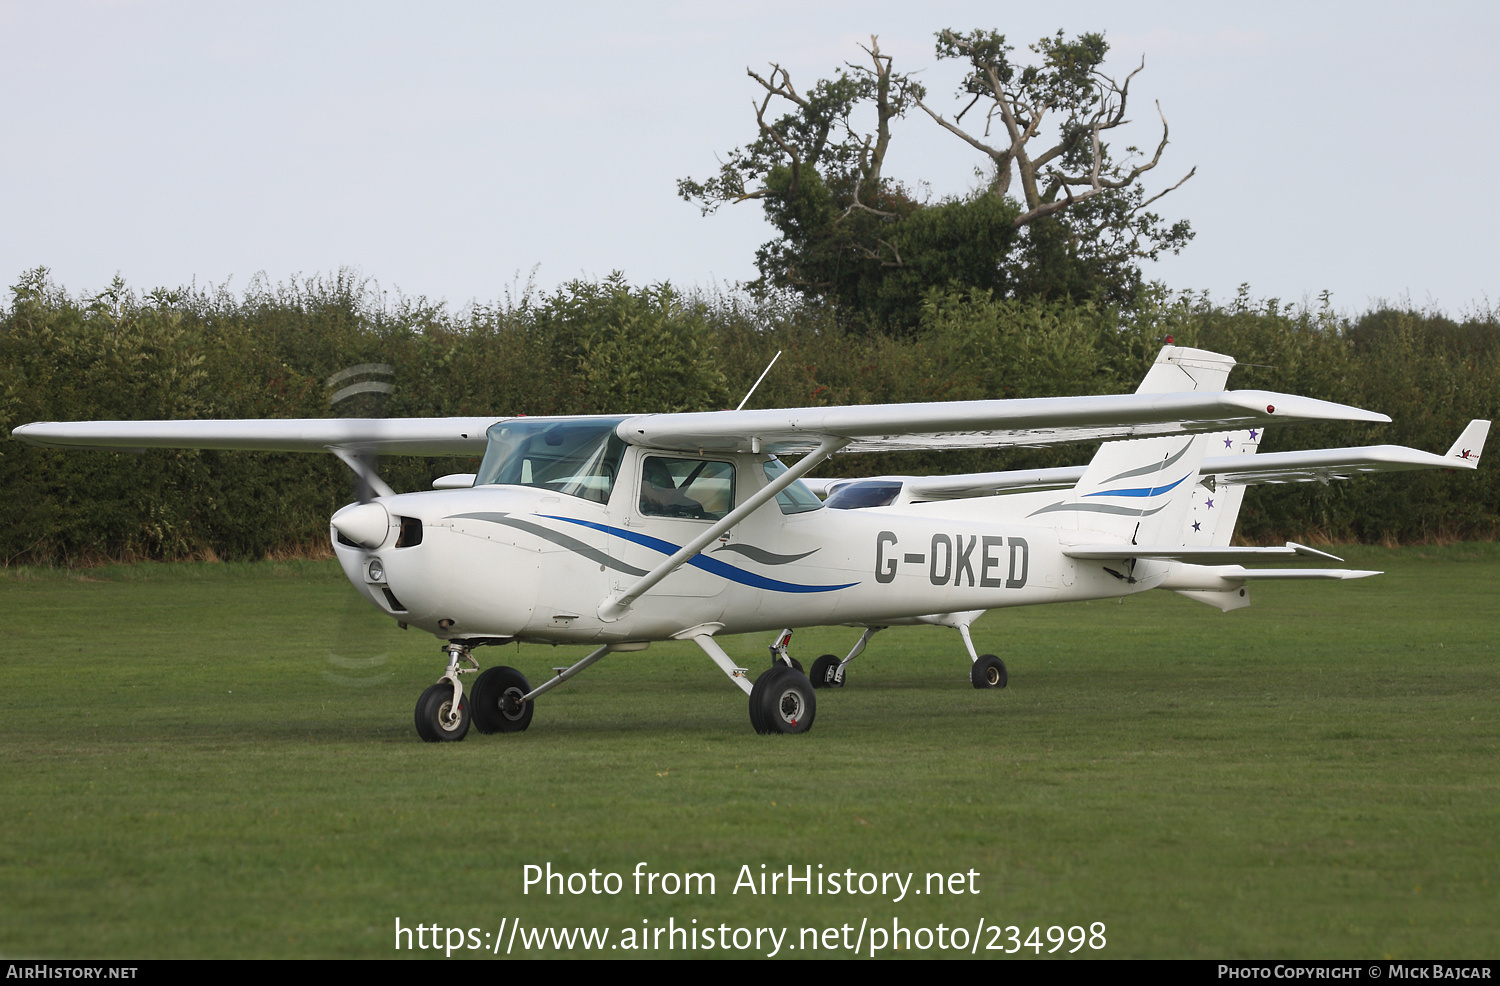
[414,642,480,743]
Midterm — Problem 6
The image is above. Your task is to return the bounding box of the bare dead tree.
[916,29,1194,235]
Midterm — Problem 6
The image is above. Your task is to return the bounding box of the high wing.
[807,419,1490,501]
[13,392,1390,459]
[620,390,1387,455]
[11,417,506,456]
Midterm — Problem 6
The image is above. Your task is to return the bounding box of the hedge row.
[2,270,1496,564]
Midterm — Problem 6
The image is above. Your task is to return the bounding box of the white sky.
[2,1,1495,315]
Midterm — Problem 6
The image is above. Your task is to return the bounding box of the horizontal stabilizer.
[1063,541,1344,564]
[1217,567,1381,580]
[1159,563,1381,594]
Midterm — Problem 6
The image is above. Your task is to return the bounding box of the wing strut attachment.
[327,446,397,500]
[598,436,849,621]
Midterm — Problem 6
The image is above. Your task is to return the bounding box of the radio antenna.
[736,351,781,411]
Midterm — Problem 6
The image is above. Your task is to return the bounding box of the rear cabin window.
[639,457,735,521]
[825,480,903,510]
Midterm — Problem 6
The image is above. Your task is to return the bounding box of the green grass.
[1,545,1497,958]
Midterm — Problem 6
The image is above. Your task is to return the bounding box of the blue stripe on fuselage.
[540,515,858,593]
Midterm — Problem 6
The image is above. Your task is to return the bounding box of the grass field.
[1,544,1496,959]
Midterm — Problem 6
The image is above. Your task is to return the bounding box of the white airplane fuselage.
[332,448,1154,645]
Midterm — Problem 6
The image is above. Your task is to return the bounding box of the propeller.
[322,362,401,695]
[326,363,396,504]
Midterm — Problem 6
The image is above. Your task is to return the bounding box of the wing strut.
[598,436,849,621]
[327,446,397,500]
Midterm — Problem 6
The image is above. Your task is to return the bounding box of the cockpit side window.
[639,456,735,521]
[763,457,824,514]
[474,418,627,505]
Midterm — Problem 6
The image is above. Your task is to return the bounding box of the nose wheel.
[414,642,480,742]
[415,683,470,741]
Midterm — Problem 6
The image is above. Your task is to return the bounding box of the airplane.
[12,346,1488,740]
[798,416,1490,688]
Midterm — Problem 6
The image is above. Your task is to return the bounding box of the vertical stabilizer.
[1026,347,1236,543]
[1182,428,1263,546]
[1446,420,1489,465]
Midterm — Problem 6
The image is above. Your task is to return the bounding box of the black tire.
[748,666,785,734]
[415,683,470,742]
[970,654,1008,690]
[771,656,804,674]
[753,668,816,735]
[809,654,843,689]
[470,666,534,734]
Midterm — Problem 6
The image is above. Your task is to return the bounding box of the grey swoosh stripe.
[1027,502,1170,518]
[711,543,821,566]
[446,512,648,576]
[1101,440,1195,484]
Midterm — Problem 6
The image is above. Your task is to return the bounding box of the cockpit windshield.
[474,417,627,505]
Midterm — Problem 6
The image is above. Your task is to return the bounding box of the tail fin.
[1182,428,1262,546]
[1446,420,1490,466]
[1027,347,1236,543]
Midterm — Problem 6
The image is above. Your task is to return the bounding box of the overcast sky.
[2,1,1495,315]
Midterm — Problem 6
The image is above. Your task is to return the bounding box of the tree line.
[1,269,1496,565]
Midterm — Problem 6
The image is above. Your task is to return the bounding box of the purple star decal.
[1248,429,1258,440]
[1223,437,1233,447]
[1192,521,1202,532]
[1205,498,1215,509]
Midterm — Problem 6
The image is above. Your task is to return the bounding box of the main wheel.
[970,654,1008,690]
[748,666,785,734]
[470,666,534,734]
[752,668,816,734]
[415,683,470,742]
[809,654,843,689]
[772,656,804,674]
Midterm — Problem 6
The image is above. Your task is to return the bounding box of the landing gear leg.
[768,628,802,674]
[415,642,480,742]
[957,624,1007,690]
[686,628,816,735]
[810,626,883,689]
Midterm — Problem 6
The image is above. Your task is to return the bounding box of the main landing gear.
[955,623,1007,690]
[970,654,1008,690]
[471,665,533,733]
[748,665,815,735]
[770,619,1010,692]
[767,628,803,674]
[686,627,816,735]
[807,626,882,689]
